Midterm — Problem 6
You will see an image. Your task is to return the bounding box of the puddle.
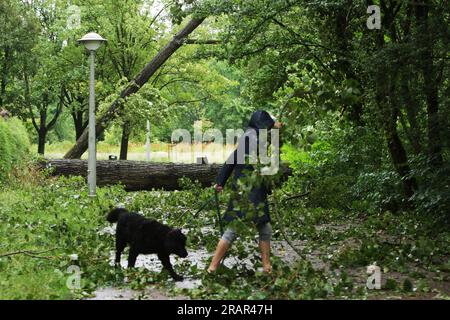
[98,225,115,236]
[87,286,188,300]
[107,247,257,290]
[87,287,141,300]
[92,224,309,299]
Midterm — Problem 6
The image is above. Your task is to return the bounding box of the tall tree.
[64,16,206,159]
[22,0,69,154]
[0,0,38,108]
[99,0,160,159]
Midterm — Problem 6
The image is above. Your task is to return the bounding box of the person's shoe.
[205,268,221,279]
[263,265,272,274]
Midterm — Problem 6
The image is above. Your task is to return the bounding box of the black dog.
[106,208,188,281]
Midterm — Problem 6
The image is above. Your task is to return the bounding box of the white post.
[146,119,151,161]
[78,32,105,197]
[87,51,97,197]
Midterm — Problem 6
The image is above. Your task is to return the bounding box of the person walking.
[207,110,282,274]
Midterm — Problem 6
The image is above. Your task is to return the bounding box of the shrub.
[0,118,30,181]
[409,155,450,223]
[352,169,404,213]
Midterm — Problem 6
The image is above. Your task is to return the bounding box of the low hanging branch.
[64,17,206,159]
[184,39,221,45]
[0,248,58,259]
[271,184,305,259]
[279,191,311,203]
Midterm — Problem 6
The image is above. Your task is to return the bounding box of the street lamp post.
[78,32,106,197]
[146,119,151,161]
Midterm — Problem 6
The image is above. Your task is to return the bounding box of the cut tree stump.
[38,160,291,191]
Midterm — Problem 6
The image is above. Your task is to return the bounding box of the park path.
[89,223,449,300]
[88,287,188,300]
[87,239,302,300]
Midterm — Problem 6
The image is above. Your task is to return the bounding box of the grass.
[0,168,122,299]
[32,141,236,163]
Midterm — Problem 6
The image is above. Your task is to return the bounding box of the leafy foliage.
[0,118,30,181]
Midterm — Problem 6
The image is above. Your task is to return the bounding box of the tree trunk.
[0,46,11,106]
[385,109,417,199]
[416,1,443,167]
[72,110,86,140]
[64,17,206,159]
[400,73,422,155]
[37,128,47,155]
[119,123,130,160]
[37,107,48,155]
[334,4,364,125]
[39,160,292,191]
[375,22,417,200]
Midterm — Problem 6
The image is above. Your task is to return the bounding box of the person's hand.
[274,121,283,129]
[215,184,223,193]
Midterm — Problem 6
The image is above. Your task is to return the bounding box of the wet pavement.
[89,224,308,299]
[89,217,377,300]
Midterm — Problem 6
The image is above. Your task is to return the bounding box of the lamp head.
[78,32,107,51]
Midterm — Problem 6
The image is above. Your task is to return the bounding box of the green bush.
[409,155,450,223]
[352,169,404,213]
[0,118,30,180]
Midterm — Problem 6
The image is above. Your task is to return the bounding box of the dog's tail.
[106,208,128,223]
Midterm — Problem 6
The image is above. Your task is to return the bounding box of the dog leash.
[175,189,225,236]
[175,194,214,222]
[214,189,224,235]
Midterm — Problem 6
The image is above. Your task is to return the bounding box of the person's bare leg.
[259,240,272,273]
[207,239,230,273]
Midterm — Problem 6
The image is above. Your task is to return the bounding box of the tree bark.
[39,160,292,191]
[64,17,206,159]
[72,110,86,140]
[37,108,48,155]
[334,3,364,125]
[32,90,63,155]
[119,123,130,160]
[400,73,422,155]
[415,1,443,167]
[374,13,417,200]
[0,46,11,106]
[385,108,417,199]
[37,128,47,155]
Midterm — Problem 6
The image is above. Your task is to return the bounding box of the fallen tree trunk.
[64,17,206,159]
[39,160,291,191]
